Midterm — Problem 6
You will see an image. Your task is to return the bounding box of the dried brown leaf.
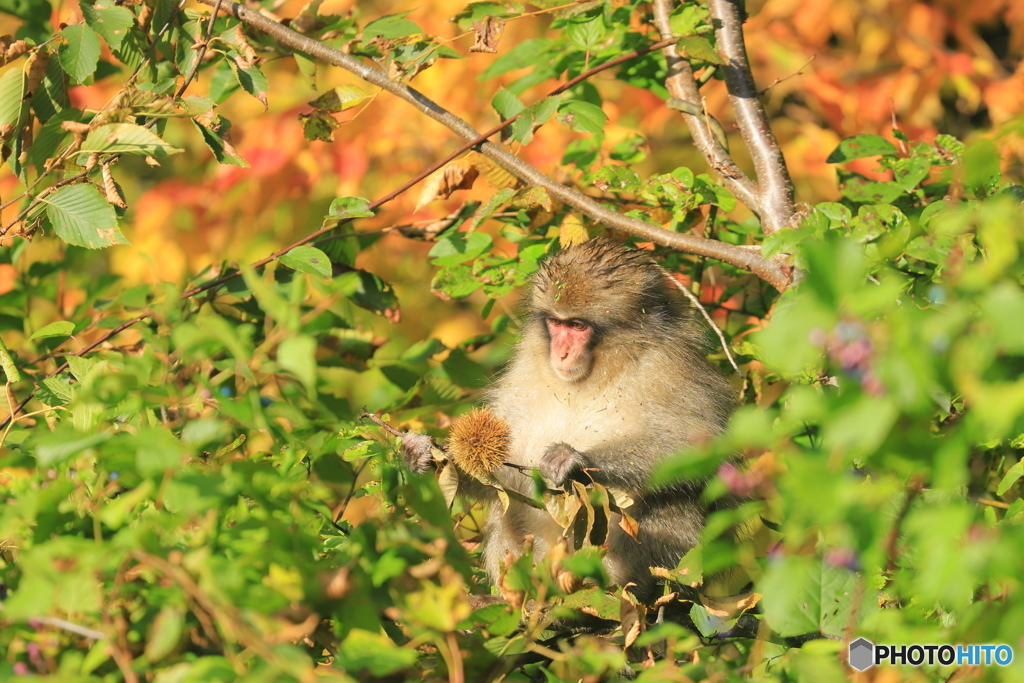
[414,160,479,211]
[102,163,127,209]
[469,16,505,54]
[24,50,49,97]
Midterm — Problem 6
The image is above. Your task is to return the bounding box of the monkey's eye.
[570,320,588,331]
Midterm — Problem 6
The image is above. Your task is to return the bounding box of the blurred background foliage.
[0,0,1021,681]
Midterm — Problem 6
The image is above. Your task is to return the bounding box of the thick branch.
[651,0,760,216]
[194,0,790,289]
[707,0,794,234]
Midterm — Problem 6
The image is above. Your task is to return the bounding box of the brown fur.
[484,239,735,598]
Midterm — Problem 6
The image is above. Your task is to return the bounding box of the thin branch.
[706,0,795,235]
[194,0,790,289]
[661,267,741,376]
[175,0,223,97]
[651,0,760,216]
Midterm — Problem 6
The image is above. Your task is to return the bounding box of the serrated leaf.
[43,184,127,249]
[81,123,183,156]
[279,245,331,278]
[677,36,723,64]
[826,134,897,163]
[59,24,102,84]
[29,320,75,340]
[491,88,524,120]
[559,213,588,248]
[557,101,607,134]
[81,3,135,51]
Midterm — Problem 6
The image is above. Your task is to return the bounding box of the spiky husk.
[446,407,510,479]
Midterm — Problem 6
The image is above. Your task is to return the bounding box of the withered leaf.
[559,212,589,248]
[415,160,479,211]
[469,16,505,54]
[298,110,340,142]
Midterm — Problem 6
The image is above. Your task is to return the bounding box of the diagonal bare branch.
[194,0,791,290]
[707,0,795,235]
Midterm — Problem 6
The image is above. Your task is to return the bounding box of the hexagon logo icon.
[849,637,875,671]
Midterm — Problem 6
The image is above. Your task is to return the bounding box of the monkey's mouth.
[553,364,590,382]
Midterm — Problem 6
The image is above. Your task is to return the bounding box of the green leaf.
[59,24,102,84]
[826,134,897,163]
[278,335,318,395]
[430,264,482,300]
[0,65,27,128]
[557,101,607,134]
[279,245,332,278]
[329,196,375,218]
[144,606,184,662]
[335,629,417,676]
[309,85,370,113]
[669,4,708,36]
[996,458,1023,496]
[34,429,111,466]
[429,230,493,266]
[29,320,75,340]
[43,184,128,249]
[363,12,422,39]
[399,338,446,363]
[80,2,135,50]
[479,38,553,80]
[677,36,723,64]
[294,51,317,90]
[80,123,183,156]
[193,115,249,167]
[839,176,904,204]
[565,14,605,51]
[492,88,524,120]
[760,555,862,638]
[228,58,269,107]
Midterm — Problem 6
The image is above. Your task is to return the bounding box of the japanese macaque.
[404,239,735,598]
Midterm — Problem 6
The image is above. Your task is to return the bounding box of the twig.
[176,0,224,97]
[29,615,107,640]
[758,55,815,95]
[661,267,741,376]
[194,0,791,290]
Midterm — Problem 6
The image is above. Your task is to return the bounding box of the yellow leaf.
[467,151,518,189]
[559,213,589,248]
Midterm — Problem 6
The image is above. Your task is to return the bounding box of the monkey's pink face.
[546,317,593,382]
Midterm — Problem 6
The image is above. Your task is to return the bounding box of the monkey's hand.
[540,443,585,489]
[400,433,437,474]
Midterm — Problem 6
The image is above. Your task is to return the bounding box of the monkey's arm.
[540,441,663,493]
